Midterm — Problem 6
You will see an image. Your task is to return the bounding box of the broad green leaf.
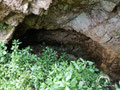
[70,78,77,87]
[78,81,84,88]
[65,86,70,90]
[65,71,72,81]
[71,61,79,70]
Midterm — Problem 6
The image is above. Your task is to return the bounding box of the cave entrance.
[9,28,105,69]
[9,27,120,87]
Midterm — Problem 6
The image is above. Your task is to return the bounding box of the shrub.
[0,40,110,90]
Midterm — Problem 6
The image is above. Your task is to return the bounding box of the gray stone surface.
[100,0,117,12]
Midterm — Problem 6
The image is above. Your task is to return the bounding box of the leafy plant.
[0,40,110,90]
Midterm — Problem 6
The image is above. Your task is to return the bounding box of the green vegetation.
[0,40,110,90]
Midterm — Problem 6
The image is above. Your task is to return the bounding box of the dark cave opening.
[8,28,120,88]
[8,28,105,68]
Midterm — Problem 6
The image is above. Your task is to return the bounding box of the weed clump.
[0,40,110,89]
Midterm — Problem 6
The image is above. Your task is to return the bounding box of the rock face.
[0,0,52,42]
[1,0,120,81]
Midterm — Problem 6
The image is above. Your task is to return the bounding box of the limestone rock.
[0,25,15,43]
[117,6,120,16]
[67,13,91,33]
[0,0,52,43]
[5,14,25,26]
[100,0,116,12]
[30,0,52,15]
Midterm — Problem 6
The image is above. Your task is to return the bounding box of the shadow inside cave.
[7,28,120,88]
[8,28,105,68]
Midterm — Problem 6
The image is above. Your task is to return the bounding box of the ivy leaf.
[65,86,70,90]
[71,78,77,87]
[65,71,72,81]
[78,81,84,88]
[71,61,79,70]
